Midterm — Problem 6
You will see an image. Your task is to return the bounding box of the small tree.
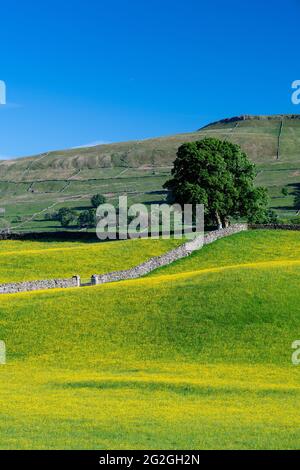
[56,207,77,227]
[164,138,269,228]
[282,187,288,197]
[78,209,96,228]
[91,194,106,208]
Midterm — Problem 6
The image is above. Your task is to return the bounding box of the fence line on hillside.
[4,223,300,295]
[91,224,248,285]
[276,118,284,160]
[0,224,248,295]
[0,276,80,295]
[249,224,300,231]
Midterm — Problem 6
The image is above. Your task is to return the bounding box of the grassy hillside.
[0,238,181,283]
[150,230,300,276]
[1,115,300,231]
[0,230,300,449]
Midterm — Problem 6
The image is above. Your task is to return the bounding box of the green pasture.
[0,230,300,448]
[0,237,181,283]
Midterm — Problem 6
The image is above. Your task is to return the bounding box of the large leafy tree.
[164,138,269,228]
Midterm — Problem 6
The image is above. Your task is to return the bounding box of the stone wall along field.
[250,224,300,231]
[92,224,248,285]
[0,224,249,294]
[0,276,80,295]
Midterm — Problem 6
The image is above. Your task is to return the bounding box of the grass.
[150,229,300,276]
[0,230,300,448]
[0,237,182,283]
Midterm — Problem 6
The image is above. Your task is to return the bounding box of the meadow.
[0,230,300,449]
[150,229,300,276]
[0,237,182,283]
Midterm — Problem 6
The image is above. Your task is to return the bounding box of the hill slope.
[0,237,181,283]
[1,114,300,231]
[0,230,300,449]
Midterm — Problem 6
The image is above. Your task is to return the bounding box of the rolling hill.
[1,114,300,231]
[0,230,300,449]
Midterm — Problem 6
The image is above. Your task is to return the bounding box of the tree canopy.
[164,138,270,228]
[91,194,106,208]
[78,209,96,228]
[56,207,77,227]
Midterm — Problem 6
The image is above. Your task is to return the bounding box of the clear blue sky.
[0,0,299,158]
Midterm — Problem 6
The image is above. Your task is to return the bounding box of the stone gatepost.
[91,275,99,285]
[72,275,81,287]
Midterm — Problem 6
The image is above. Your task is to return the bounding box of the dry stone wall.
[204,223,248,245]
[250,224,300,231]
[92,224,248,285]
[0,224,248,294]
[0,276,80,295]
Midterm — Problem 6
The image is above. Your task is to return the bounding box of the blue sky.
[0,0,299,158]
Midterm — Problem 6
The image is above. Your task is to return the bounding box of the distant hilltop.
[200,114,300,130]
[0,113,300,232]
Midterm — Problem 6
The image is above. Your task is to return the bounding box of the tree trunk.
[215,211,223,230]
[222,217,230,228]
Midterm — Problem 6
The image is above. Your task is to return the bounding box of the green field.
[0,237,181,283]
[1,115,300,231]
[1,230,300,449]
[150,229,300,276]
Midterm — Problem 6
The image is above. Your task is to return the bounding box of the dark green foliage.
[78,209,96,228]
[294,190,300,212]
[266,209,279,224]
[91,194,106,208]
[164,138,269,228]
[56,208,77,227]
[281,187,288,197]
[248,208,278,224]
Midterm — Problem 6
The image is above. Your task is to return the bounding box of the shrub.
[91,194,106,208]
[56,208,77,227]
[78,209,96,228]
